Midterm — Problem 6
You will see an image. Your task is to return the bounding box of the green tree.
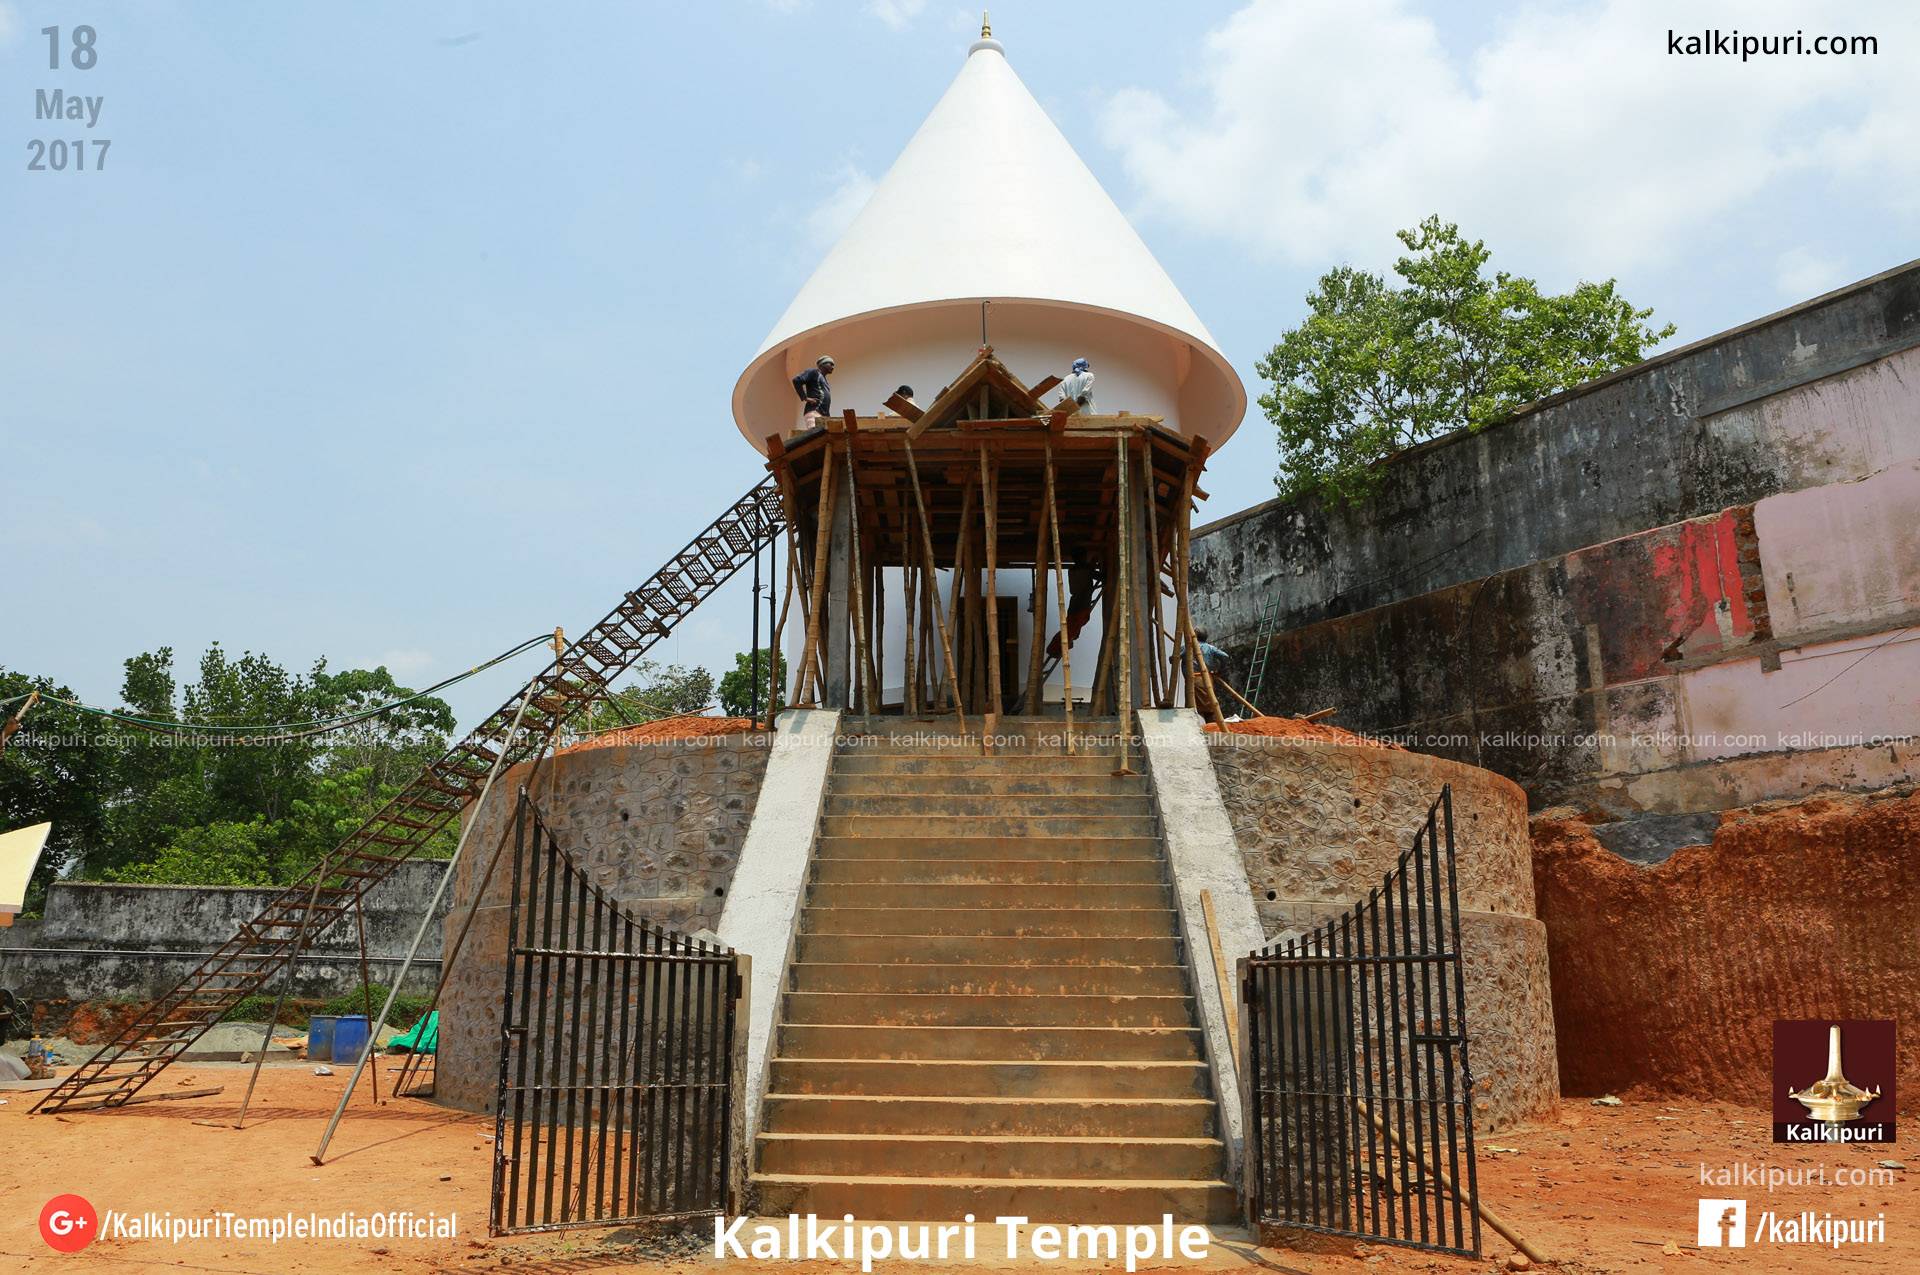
[585,660,716,732]
[0,670,113,913]
[718,648,786,719]
[7,646,458,886]
[1259,216,1675,503]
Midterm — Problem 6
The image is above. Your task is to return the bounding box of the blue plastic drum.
[330,1014,371,1064]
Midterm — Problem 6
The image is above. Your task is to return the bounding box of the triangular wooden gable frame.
[904,346,1049,440]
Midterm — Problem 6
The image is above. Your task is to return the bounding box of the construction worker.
[792,355,835,430]
[1058,357,1096,413]
[1046,559,1101,660]
[1194,628,1229,676]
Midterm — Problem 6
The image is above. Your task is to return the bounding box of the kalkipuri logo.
[40,1195,99,1253]
[1773,1020,1896,1144]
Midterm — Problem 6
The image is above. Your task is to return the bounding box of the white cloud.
[868,0,929,31]
[804,162,877,249]
[0,2,19,44]
[1774,246,1848,299]
[1099,0,1920,277]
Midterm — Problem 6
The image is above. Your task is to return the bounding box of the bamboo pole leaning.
[978,446,1002,735]
[1114,434,1135,775]
[902,438,968,734]
[841,442,874,715]
[1043,440,1075,754]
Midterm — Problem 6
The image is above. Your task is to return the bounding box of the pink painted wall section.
[1753,458,1920,642]
[1676,627,1920,761]
[1708,343,1920,487]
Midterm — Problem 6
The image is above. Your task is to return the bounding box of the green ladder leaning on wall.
[1240,598,1284,715]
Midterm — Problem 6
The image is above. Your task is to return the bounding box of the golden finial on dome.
[981,12,991,40]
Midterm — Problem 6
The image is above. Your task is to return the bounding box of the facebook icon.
[1698,1199,1748,1247]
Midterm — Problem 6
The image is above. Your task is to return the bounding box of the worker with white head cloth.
[1059,356,1096,414]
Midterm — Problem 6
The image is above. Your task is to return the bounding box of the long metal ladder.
[1240,597,1285,715]
[34,480,785,1114]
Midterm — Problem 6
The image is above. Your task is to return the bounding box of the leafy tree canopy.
[583,660,716,734]
[1,647,457,902]
[718,648,785,719]
[1258,216,1675,503]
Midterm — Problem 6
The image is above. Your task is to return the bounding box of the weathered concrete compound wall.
[1211,737,1558,1132]
[1192,263,1920,850]
[435,732,771,1113]
[0,860,448,1008]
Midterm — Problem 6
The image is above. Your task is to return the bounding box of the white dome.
[732,36,1245,453]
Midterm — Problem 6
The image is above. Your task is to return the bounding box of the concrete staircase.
[752,717,1235,1223]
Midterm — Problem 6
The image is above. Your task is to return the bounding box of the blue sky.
[4,1,1915,727]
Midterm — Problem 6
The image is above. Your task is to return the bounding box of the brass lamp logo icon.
[1789,1024,1882,1125]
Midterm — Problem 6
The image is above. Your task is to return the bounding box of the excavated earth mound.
[1532,786,1919,1110]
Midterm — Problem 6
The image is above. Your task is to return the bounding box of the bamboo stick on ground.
[1353,1097,1546,1265]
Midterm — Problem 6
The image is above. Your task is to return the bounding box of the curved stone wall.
[434,732,771,1113]
[1211,737,1558,1131]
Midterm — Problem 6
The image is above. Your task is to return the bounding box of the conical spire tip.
[970,11,1003,55]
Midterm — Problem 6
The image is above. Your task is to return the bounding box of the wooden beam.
[883,392,923,422]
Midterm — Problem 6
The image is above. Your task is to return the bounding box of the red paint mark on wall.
[1651,510,1753,658]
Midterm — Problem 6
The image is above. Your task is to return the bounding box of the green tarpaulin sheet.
[387,1011,437,1054]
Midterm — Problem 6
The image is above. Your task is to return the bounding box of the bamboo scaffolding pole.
[947,477,977,712]
[1022,489,1050,714]
[1115,434,1135,775]
[841,443,874,715]
[1176,488,1226,727]
[1140,442,1169,708]
[793,451,837,706]
[902,517,919,716]
[1043,440,1075,753]
[920,550,937,711]
[1166,460,1202,710]
[979,447,1003,734]
[902,438,969,733]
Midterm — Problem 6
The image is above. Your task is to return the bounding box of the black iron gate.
[491,792,743,1235]
[1241,786,1481,1256]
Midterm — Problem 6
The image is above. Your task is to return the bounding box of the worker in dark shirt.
[792,355,835,431]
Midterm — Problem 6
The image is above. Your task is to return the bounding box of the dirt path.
[0,1066,1912,1273]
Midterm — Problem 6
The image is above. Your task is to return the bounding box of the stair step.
[780,991,1196,1028]
[756,1132,1226,1181]
[814,836,1162,862]
[759,1094,1218,1138]
[806,882,1172,911]
[787,963,1192,996]
[768,1058,1213,1099]
[751,1174,1238,1224]
[812,858,1166,886]
[830,774,1148,797]
[801,907,1178,939]
[777,1024,1205,1062]
[795,933,1179,966]
[833,754,1130,778]
[820,815,1157,839]
[826,794,1152,817]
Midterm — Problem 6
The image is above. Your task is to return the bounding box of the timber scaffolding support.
[34,481,787,1116]
[765,346,1224,732]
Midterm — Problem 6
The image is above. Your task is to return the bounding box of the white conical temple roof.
[732,33,1245,451]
